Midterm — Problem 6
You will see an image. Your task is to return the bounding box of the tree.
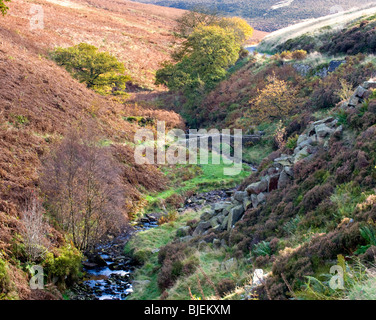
[40,128,126,251]
[250,74,298,123]
[156,25,240,92]
[52,43,131,95]
[217,17,254,44]
[0,0,10,16]
[20,197,49,262]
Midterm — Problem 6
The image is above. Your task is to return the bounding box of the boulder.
[251,194,258,208]
[200,210,213,221]
[227,205,244,230]
[192,221,211,236]
[257,192,266,204]
[210,216,220,229]
[216,214,225,225]
[297,138,313,149]
[294,146,309,163]
[245,179,268,195]
[180,236,193,243]
[221,216,229,230]
[243,197,253,210]
[297,134,308,145]
[348,95,361,107]
[315,124,334,138]
[278,170,290,189]
[252,269,265,287]
[223,204,233,216]
[362,81,376,90]
[274,155,293,166]
[89,254,107,267]
[312,117,335,127]
[132,280,150,290]
[82,261,98,269]
[334,125,343,138]
[284,166,294,177]
[233,191,247,202]
[213,202,230,213]
[268,174,280,192]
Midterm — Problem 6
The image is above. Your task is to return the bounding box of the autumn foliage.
[249,74,298,123]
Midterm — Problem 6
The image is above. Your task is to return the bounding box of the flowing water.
[71,219,158,300]
[71,189,234,300]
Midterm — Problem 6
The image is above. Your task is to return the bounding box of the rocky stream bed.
[70,189,235,300]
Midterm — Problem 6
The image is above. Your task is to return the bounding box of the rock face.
[292,59,345,78]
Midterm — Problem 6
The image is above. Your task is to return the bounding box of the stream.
[71,217,158,300]
[71,189,234,300]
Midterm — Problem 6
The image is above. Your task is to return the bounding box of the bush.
[286,134,299,150]
[0,258,11,296]
[291,50,307,60]
[43,244,82,287]
[216,279,236,297]
[252,241,271,257]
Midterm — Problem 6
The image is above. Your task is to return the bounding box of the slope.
[2,0,185,89]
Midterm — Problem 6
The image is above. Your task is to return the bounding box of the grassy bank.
[143,151,252,213]
[125,206,255,300]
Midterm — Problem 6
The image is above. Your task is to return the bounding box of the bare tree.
[40,128,127,251]
[20,197,48,262]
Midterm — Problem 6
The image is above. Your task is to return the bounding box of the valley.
[1,0,376,303]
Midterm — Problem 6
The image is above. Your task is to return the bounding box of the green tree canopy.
[156,25,240,92]
[52,43,131,95]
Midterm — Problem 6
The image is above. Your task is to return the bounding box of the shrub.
[286,134,299,150]
[252,241,271,257]
[0,258,11,296]
[291,50,307,60]
[216,279,236,297]
[43,243,82,287]
[157,242,197,290]
[20,197,49,263]
[280,51,292,60]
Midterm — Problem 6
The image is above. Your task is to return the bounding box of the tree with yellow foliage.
[217,17,254,44]
[250,74,297,123]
